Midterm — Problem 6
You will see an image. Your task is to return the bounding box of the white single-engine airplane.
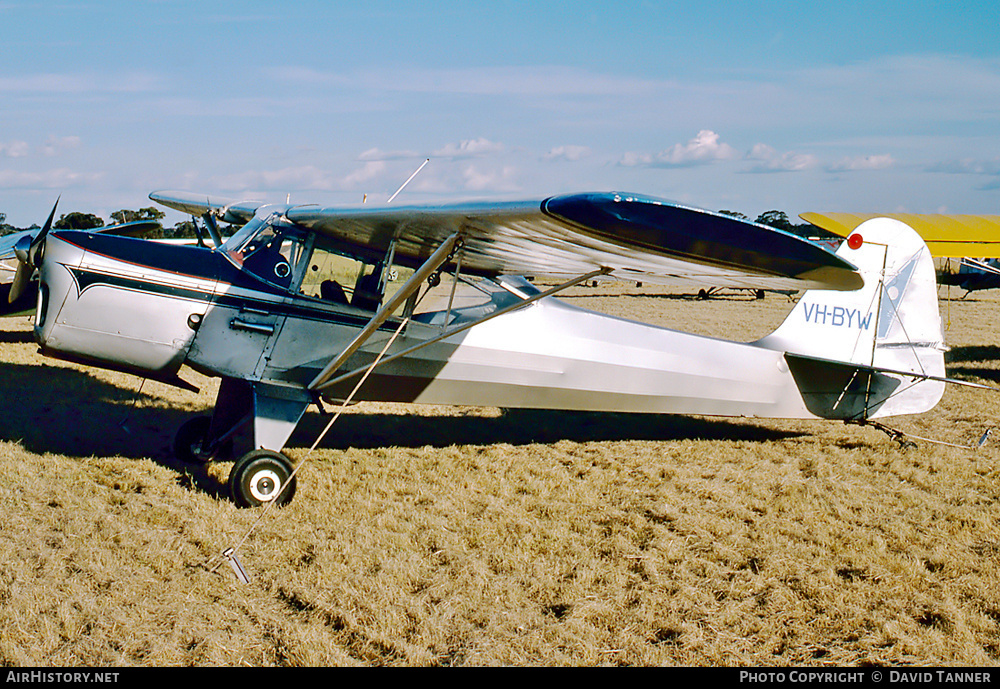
[14,190,952,507]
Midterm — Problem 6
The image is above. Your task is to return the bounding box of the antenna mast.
[387,158,430,204]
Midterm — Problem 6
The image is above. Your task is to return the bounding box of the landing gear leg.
[174,378,311,505]
[173,415,234,463]
[847,418,918,449]
[172,377,252,463]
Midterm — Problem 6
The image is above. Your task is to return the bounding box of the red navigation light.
[847,233,864,250]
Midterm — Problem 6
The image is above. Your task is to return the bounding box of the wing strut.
[201,212,224,248]
[310,266,612,395]
[307,232,463,391]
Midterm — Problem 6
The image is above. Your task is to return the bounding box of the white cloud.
[927,158,1000,175]
[210,166,339,192]
[799,56,1000,118]
[342,161,387,188]
[744,143,818,173]
[0,140,30,158]
[270,65,670,99]
[926,157,1000,192]
[357,147,420,161]
[0,71,160,94]
[461,164,520,192]
[40,135,82,157]
[825,154,895,172]
[746,143,778,161]
[0,168,103,189]
[0,136,81,159]
[664,130,738,165]
[433,138,505,159]
[620,130,737,168]
[618,151,654,167]
[543,145,591,162]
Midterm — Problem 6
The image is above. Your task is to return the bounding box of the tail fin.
[756,218,945,420]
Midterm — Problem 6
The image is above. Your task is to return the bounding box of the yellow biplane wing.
[801,212,1000,258]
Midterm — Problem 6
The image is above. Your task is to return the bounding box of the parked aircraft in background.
[802,212,1000,296]
[939,258,1000,296]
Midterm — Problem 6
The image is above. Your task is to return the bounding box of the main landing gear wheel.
[173,416,232,464]
[229,449,297,508]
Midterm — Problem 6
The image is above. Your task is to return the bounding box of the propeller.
[9,197,58,304]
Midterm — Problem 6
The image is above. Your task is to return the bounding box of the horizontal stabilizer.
[784,353,900,420]
[784,352,994,420]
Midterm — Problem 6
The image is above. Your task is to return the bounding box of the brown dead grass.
[1,283,1000,666]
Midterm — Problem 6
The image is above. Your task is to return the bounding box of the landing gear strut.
[173,416,233,463]
[173,415,297,508]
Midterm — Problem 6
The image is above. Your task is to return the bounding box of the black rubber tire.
[229,449,297,508]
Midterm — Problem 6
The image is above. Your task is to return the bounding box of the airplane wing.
[152,191,862,291]
[145,191,262,225]
[801,212,1000,258]
[0,230,33,269]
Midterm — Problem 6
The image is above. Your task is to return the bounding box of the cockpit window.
[300,244,387,311]
[222,218,309,290]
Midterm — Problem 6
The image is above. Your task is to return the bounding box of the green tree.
[108,207,167,238]
[53,212,105,230]
[166,220,200,239]
[110,207,165,225]
[754,210,795,231]
[755,209,840,240]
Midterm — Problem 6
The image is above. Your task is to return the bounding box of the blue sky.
[2,0,999,227]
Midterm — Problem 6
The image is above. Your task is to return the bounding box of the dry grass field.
[1,282,1000,666]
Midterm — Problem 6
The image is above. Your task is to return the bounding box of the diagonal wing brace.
[307,232,463,392]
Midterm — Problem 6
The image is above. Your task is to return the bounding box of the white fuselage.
[296,296,811,418]
[34,231,818,420]
[34,219,946,431]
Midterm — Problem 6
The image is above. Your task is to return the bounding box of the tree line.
[0,206,204,239]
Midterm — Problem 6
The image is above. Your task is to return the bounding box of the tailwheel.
[173,415,232,463]
[229,449,297,508]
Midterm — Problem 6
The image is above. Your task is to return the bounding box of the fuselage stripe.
[67,266,400,330]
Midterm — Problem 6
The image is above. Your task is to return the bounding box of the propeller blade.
[28,196,59,265]
[9,197,60,303]
[41,196,59,235]
[8,262,31,303]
